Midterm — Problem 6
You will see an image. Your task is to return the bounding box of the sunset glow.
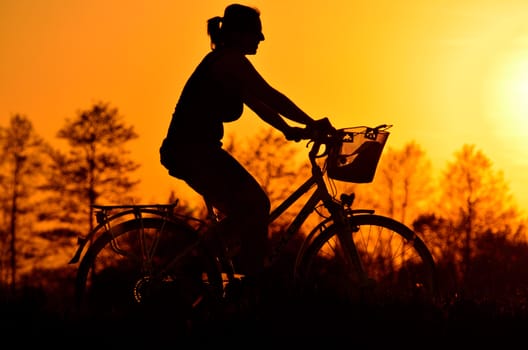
[1,0,528,213]
[487,52,528,138]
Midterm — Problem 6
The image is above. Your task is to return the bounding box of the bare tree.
[46,101,140,234]
[0,115,50,294]
[433,144,523,282]
[377,141,434,224]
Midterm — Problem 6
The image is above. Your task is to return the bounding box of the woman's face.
[237,19,265,55]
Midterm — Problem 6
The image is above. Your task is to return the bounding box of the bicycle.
[69,118,437,328]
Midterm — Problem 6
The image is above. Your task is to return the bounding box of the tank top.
[164,50,244,148]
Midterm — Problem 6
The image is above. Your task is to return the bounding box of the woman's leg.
[180,147,271,277]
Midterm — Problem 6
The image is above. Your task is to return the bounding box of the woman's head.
[207,3,265,54]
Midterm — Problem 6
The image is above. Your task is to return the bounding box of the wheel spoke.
[299,214,437,305]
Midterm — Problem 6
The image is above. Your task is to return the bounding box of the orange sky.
[1,0,527,214]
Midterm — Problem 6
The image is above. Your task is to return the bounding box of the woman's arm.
[217,51,315,127]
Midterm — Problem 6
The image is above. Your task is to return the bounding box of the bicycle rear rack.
[69,202,179,264]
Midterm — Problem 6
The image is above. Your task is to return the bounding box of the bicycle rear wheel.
[298,214,437,306]
[74,217,223,330]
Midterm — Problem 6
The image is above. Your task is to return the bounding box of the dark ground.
[2,291,528,347]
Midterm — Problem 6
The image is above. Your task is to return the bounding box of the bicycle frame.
[263,141,370,285]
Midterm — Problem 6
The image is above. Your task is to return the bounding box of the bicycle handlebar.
[299,117,392,159]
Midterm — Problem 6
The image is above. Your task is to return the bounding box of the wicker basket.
[326,126,389,183]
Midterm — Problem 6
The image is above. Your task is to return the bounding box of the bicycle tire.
[74,217,223,329]
[297,214,437,306]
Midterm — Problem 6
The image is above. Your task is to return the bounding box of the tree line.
[0,101,139,296]
[0,101,527,307]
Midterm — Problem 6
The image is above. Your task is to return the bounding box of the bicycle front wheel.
[298,214,437,305]
[74,217,222,330]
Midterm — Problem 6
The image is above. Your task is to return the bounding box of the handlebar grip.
[307,117,336,139]
[313,117,333,130]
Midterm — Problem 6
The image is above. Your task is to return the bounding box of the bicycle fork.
[329,200,374,294]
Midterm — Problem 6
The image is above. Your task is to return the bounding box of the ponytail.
[207,16,223,50]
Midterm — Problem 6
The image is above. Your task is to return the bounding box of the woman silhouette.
[160,4,315,285]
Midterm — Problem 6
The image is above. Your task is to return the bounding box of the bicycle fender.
[68,219,111,264]
[294,217,334,270]
[68,236,88,264]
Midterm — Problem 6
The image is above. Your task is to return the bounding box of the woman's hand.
[284,126,307,142]
[284,118,336,142]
